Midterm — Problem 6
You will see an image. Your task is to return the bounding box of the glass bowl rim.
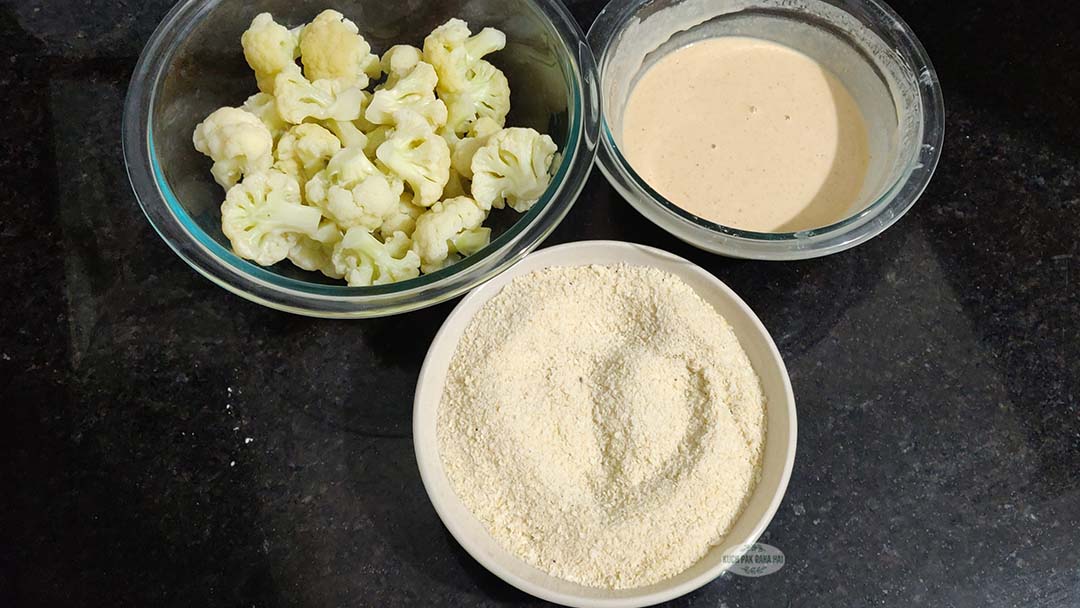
[123,0,599,316]
[587,0,945,257]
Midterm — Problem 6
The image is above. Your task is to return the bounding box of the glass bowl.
[124,0,599,318]
[588,0,944,260]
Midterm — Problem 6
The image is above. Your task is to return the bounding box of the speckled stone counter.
[3,0,1078,606]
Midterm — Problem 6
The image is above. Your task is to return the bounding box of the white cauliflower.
[241,92,289,142]
[220,170,322,265]
[443,168,468,199]
[410,195,488,272]
[321,119,367,149]
[442,60,510,135]
[306,147,403,231]
[451,226,491,256]
[363,125,392,158]
[382,230,415,259]
[241,13,301,94]
[470,127,557,212]
[193,107,274,189]
[439,120,488,197]
[331,227,421,286]
[380,45,423,88]
[378,195,425,239]
[299,9,380,87]
[447,116,501,179]
[325,173,402,231]
[306,147,377,196]
[288,219,344,279]
[193,11,561,285]
[376,111,451,206]
[423,18,506,94]
[273,123,341,183]
[274,63,367,124]
[353,92,378,132]
[364,62,447,128]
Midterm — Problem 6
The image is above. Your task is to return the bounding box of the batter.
[622,36,871,232]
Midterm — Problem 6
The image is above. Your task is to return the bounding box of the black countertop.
[3,0,1079,605]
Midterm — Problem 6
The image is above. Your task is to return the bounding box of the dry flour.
[437,264,766,589]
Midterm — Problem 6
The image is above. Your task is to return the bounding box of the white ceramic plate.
[413,240,797,607]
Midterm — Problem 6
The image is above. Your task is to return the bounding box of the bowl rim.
[122,0,600,317]
[413,240,797,607]
[587,0,945,260]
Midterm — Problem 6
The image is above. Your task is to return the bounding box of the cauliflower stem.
[220,171,322,265]
[332,227,421,286]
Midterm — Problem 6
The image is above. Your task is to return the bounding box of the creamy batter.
[622,37,871,232]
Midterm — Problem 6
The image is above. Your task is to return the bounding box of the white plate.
[413,240,797,607]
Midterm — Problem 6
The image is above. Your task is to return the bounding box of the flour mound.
[437,264,766,589]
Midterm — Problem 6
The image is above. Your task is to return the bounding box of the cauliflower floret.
[196,12,562,285]
[378,195,425,239]
[364,62,447,128]
[447,116,501,179]
[451,226,491,256]
[417,225,489,273]
[321,119,367,149]
[376,111,451,206]
[442,60,510,135]
[241,13,301,94]
[382,230,414,259]
[274,63,367,124]
[410,195,487,272]
[324,172,402,231]
[443,168,468,199]
[353,92,378,132]
[193,107,274,189]
[423,19,506,94]
[220,170,322,265]
[380,45,423,88]
[306,147,378,196]
[331,227,421,286]
[363,125,392,158]
[241,92,290,142]
[273,123,341,183]
[306,147,403,231]
[299,9,380,87]
[438,119,492,197]
[288,218,344,279]
[470,127,557,212]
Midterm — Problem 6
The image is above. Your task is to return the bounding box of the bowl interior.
[414,241,796,607]
[592,0,941,247]
[150,0,576,287]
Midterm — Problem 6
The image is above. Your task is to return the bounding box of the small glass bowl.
[124,0,599,318]
[588,0,944,260]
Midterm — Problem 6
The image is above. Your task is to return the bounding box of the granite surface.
[2,0,1079,606]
